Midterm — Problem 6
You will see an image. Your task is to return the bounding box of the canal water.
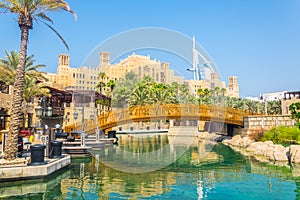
[1,133,300,200]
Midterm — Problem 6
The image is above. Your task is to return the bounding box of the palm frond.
[36,12,53,24]
[40,20,69,51]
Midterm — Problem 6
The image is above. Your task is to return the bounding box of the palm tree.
[23,77,49,128]
[0,0,75,160]
[107,79,116,92]
[0,50,47,85]
[23,78,49,103]
[170,82,190,104]
[267,100,282,115]
[111,72,137,108]
[97,72,106,93]
[129,84,150,106]
[232,97,244,110]
[1,50,50,130]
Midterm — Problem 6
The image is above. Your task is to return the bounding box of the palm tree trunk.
[4,26,29,160]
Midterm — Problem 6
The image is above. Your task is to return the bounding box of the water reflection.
[1,133,300,199]
[0,167,71,199]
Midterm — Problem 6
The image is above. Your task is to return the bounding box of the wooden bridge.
[65,104,252,133]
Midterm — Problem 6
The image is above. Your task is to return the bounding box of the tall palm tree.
[97,72,106,93]
[0,50,47,85]
[0,0,75,160]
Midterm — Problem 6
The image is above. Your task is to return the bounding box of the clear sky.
[0,0,300,97]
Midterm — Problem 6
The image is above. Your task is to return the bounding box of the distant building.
[45,53,238,99]
[260,91,287,102]
[226,76,239,98]
[185,79,210,96]
[245,96,261,102]
[45,53,185,94]
[281,91,300,115]
[185,75,239,98]
[100,52,184,88]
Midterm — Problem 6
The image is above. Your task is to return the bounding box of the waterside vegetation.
[98,72,282,116]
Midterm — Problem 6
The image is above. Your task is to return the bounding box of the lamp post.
[35,96,52,158]
[73,111,78,125]
[73,107,85,147]
[73,107,85,132]
[90,113,100,142]
[35,96,52,134]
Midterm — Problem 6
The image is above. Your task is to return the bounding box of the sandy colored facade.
[281,91,300,115]
[99,52,184,91]
[185,74,239,98]
[46,53,239,99]
[45,53,185,94]
[226,76,239,98]
[46,54,99,91]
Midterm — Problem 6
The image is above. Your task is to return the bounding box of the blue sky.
[0,0,300,97]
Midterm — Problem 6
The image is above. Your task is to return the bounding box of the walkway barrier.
[28,144,47,166]
[65,104,254,133]
[50,141,63,158]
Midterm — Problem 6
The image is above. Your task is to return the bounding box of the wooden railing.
[65,104,251,134]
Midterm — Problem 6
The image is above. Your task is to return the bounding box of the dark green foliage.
[289,102,300,128]
[261,126,300,146]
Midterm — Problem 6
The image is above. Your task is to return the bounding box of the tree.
[97,72,106,93]
[111,72,137,108]
[22,78,49,128]
[107,79,116,92]
[23,78,49,103]
[129,83,150,106]
[0,51,50,129]
[0,0,75,160]
[170,82,189,104]
[289,102,300,127]
[267,100,281,115]
[0,50,47,85]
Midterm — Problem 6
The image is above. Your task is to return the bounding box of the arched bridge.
[66,104,251,133]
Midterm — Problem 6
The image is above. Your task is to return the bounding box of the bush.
[248,127,264,141]
[261,126,300,146]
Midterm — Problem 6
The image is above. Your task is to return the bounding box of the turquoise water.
[1,133,300,200]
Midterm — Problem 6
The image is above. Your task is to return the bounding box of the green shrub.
[261,126,300,146]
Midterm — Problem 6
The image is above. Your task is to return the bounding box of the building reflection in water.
[2,133,299,199]
[57,133,252,199]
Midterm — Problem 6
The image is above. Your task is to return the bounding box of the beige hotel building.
[45,52,239,98]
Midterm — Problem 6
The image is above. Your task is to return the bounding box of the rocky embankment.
[222,135,300,164]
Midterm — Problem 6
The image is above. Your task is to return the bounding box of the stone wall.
[244,115,294,130]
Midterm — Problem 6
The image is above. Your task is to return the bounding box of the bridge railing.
[65,104,252,134]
